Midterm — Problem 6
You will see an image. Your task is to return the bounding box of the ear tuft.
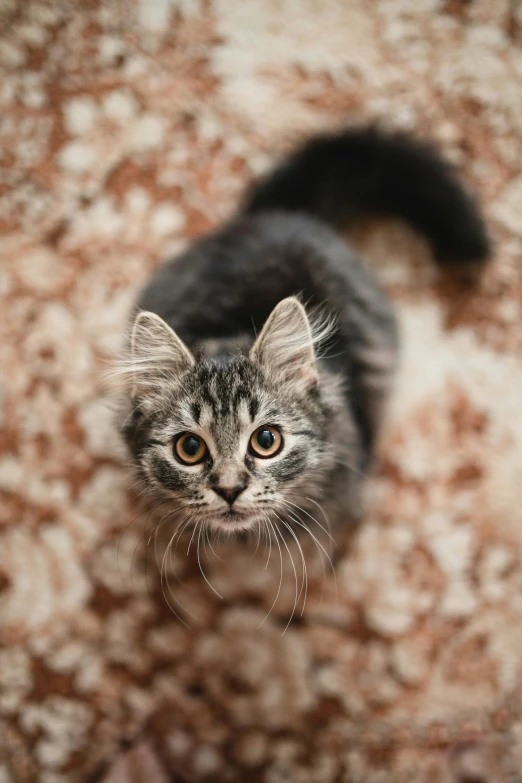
[116,311,194,398]
[250,297,317,389]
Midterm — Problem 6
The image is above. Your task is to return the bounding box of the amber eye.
[249,425,283,458]
[174,433,207,465]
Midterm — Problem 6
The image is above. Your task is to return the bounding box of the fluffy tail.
[242,126,490,266]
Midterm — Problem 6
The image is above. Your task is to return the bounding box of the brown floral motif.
[1,1,522,781]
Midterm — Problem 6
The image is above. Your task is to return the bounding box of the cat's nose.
[211,484,246,506]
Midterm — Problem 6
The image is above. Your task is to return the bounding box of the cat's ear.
[127,311,194,397]
[250,297,317,389]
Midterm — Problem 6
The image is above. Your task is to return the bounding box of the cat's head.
[119,298,336,533]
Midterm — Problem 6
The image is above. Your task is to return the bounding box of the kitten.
[118,126,489,535]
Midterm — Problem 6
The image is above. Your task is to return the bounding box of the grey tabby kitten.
[119,126,489,535]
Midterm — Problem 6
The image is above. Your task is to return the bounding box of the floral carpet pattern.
[1,1,522,781]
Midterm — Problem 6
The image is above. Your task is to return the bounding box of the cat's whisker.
[162,521,194,612]
[160,574,192,627]
[135,483,161,500]
[264,514,273,570]
[280,496,337,578]
[117,495,171,578]
[151,505,193,584]
[280,498,336,545]
[258,518,284,629]
[289,511,334,570]
[165,513,208,621]
[126,477,148,494]
[291,502,338,600]
[279,502,335,571]
[284,509,338,603]
[281,508,329,602]
[186,519,200,557]
[301,495,336,560]
[128,499,176,588]
[154,510,172,571]
[250,518,263,560]
[303,496,332,535]
[155,512,196,618]
[143,510,179,597]
[160,524,194,628]
[274,512,308,618]
[197,522,223,599]
[271,515,299,634]
[205,526,224,563]
[146,503,189,548]
[146,518,163,549]
[171,517,195,560]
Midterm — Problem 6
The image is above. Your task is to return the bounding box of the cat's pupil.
[183,436,200,456]
[257,429,275,450]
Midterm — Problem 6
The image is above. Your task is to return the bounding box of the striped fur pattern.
[120,126,490,535]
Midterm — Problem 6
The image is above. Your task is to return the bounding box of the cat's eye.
[249,425,283,458]
[174,432,208,465]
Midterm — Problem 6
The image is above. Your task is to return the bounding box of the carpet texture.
[1,1,522,781]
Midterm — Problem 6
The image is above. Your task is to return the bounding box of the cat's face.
[121,298,332,533]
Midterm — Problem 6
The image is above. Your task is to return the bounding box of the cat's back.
[138,211,389,352]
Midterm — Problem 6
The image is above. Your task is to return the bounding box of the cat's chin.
[207,508,259,534]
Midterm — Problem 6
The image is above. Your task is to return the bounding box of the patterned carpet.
[1,1,522,781]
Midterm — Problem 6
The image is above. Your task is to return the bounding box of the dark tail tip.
[243,123,493,274]
[430,200,491,268]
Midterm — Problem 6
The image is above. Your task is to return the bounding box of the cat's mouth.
[220,507,248,521]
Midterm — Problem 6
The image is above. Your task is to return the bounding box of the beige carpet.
[1,1,522,781]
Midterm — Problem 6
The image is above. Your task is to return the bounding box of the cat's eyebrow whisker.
[116,396,158,430]
[109,388,153,429]
[258,517,284,629]
[330,455,369,480]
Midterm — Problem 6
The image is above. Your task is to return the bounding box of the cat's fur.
[118,126,489,534]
